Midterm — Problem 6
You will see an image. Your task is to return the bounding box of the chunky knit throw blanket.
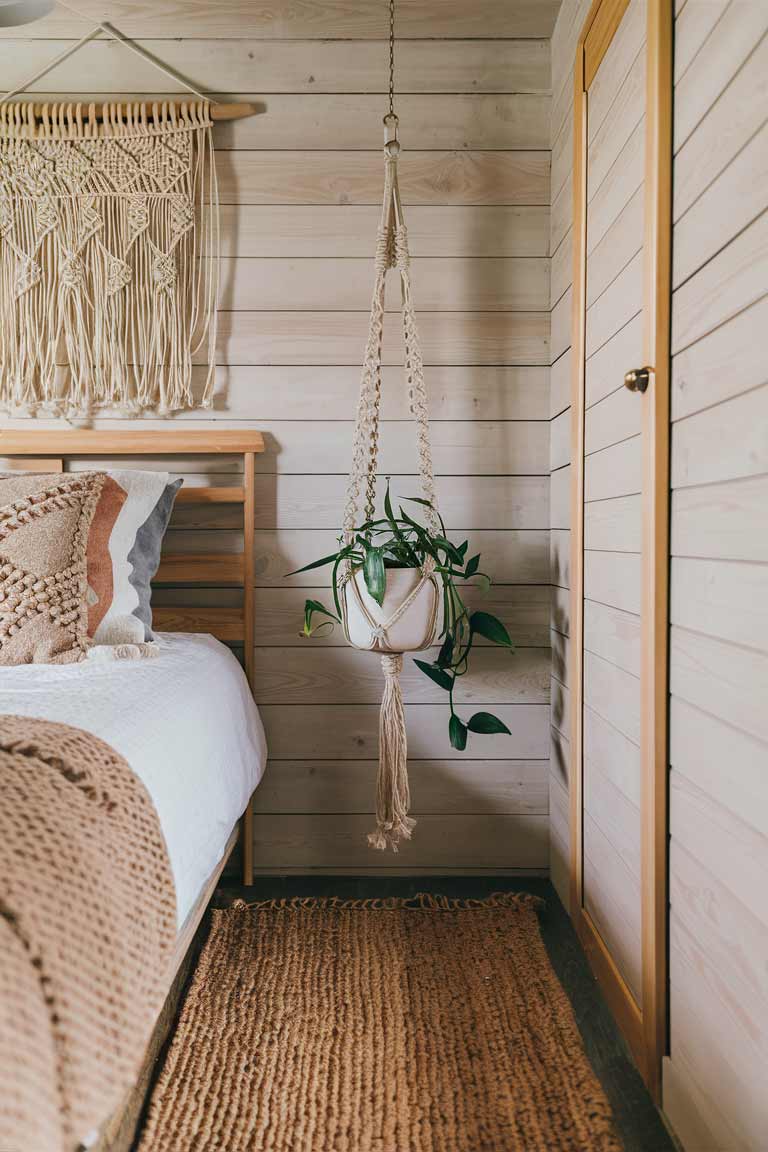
[0,716,176,1152]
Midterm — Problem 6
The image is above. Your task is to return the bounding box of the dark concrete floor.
[194,875,676,1152]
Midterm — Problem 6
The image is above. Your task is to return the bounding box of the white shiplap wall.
[549,0,768,1143]
[0,1,557,872]
[663,2,768,1147]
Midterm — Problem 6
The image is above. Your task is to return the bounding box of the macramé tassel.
[368,653,416,852]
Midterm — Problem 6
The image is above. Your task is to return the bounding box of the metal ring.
[383,110,399,156]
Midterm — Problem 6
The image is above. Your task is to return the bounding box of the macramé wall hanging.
[0,21,255,417]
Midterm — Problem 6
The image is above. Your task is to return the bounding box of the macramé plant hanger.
[338,105,442,851]
[291,0,515,853]
[0,16,255,418]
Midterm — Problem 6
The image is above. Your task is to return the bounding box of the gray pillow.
[128,479,183,639]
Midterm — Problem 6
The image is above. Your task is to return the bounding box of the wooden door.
[569,0,671,1098]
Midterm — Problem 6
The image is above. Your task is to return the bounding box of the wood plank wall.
[662,1,768,1147]
[548,0,594,909]
[0,1,557,873]
[551,0,768,1142]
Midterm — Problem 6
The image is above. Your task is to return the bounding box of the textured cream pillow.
[0,472,106,665]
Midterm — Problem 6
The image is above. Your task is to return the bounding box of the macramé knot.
[421,555,436,577]
[381,653,403,678]
[374,228,393,275]
[394,225,410,270]
[60,253,85,290]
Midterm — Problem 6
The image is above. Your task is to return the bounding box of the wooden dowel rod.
[210,103,257,122]
[12,100,256,124]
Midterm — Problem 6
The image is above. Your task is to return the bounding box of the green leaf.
[398,507,440,560]
[302,599,338,637]
[397,505,425,531]
[436,634,454,668]
[304,598,337,623]
[384,482,420,566]
[384,481,396,524]
[286,548,347,576]
[331,554,350,619]
[467,711,511,735]
[402,495,434,508]
[401,496,448,537]
[363,547,386,606]
[450,582,468,624]
[458,540,469,558]
[401,496,448,535]
[464,554,480,577]
[434,536,465,565]
[470,611,513,647]
[439,578,451,639]
[449,714,468,751]
[473,572,491,596]
[413,659,454,692]
[357,516,389,532]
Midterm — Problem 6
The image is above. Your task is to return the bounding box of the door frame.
[568,0,672,1100]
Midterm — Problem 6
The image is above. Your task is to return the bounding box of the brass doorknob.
[624,366,651,393]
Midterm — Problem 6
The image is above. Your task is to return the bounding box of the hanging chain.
[383,0,399,153]
[388,0,396,120]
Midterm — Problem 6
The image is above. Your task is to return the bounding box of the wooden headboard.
[0,429,265,882]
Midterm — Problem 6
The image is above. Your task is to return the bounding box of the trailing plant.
[288,485,514,750]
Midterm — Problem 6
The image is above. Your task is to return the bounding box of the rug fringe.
[224,892,544,914]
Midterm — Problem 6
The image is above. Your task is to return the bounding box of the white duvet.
[0,633,267,927]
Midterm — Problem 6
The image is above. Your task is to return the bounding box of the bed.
[0,631,267,929]
[0,429,266,1152]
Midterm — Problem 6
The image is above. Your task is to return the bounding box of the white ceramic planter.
[340,565,443,653]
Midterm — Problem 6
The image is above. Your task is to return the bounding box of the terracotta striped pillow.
[87,471,182,644]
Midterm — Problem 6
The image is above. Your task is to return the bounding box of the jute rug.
[138,894,622,1152]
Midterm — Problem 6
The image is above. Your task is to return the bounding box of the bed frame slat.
[154,553,245,585]
[0,457,63,472]
[174,486,245,505]
[0,430,264,455]
[152,606,245,642]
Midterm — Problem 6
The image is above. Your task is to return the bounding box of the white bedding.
[0,633,267,928]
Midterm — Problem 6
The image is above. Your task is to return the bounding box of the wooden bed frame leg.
[242,794,254,886]
[242,449,256,889]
